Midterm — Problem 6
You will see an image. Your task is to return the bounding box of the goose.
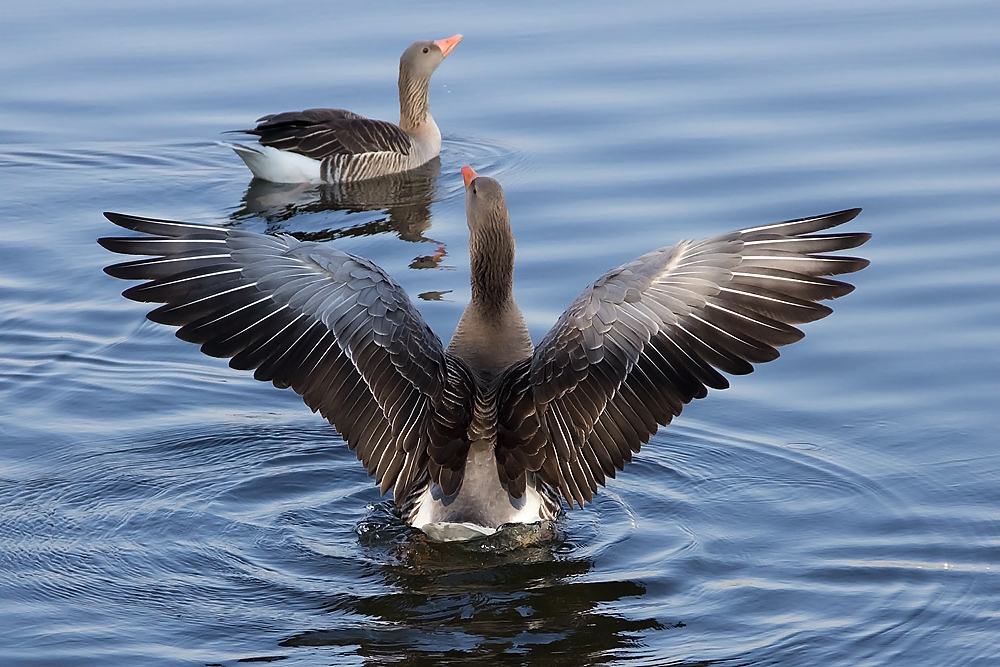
[229,35,462,184]
[99,166,869,542]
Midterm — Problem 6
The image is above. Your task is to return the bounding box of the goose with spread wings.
[99,166,869,541]
[229,35,462,184]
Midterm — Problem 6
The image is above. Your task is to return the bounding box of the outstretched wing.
[99,213,473,498]
[496,209,870,506]
[242,108,412,159]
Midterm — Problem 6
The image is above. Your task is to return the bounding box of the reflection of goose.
[235,158,440,222]
[99,167,869,542]
[233,159,448,271]
[229,36,462,184]
[231,158,447,269]
[279,547,664,666]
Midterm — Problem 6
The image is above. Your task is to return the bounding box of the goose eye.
[422,47,429,54]
[472,187,477,195]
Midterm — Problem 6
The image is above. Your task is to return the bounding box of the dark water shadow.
[230,159,449,275]
[273,520,687,667]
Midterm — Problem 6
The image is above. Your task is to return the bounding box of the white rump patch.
[419,521,498,542]
[228,143,323,183]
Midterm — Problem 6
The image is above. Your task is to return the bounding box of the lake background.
[2,1,999,665]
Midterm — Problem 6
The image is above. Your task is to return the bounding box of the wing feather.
[242,108,412,159]
[100,212,473,499]
[497,208,868,505]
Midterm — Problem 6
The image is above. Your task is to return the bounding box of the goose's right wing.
[244,108,413,159]
[496,209,870,506]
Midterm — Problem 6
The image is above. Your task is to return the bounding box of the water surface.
[2,1,999,665]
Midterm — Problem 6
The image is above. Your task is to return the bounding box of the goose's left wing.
[99,213,474,499]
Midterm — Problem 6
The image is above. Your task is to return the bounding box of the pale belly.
[406,441,555,542]
[230,144,323,183]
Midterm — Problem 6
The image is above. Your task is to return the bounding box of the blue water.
[2,1,999,665]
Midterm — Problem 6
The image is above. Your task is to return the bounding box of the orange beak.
[462,165,479,188]
[435,34,463,58]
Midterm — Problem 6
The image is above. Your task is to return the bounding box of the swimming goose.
[99,167,869,541]
[230,35,462,184]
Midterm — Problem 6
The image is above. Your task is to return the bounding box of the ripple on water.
[0,142,234,176]
[441,134,533,193]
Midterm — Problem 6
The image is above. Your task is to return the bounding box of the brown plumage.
[230,35,462,184]
[99,166,869,540]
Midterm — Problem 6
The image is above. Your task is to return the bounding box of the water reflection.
[232,159,449,274]
[282,531,669,666]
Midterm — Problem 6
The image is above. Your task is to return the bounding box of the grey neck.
[447,199,532,380]
[469,222,516,317]
[398,67,432,133]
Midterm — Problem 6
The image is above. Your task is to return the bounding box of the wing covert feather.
[100,213,472,498]
[497,209,868,506]
[244,109,412,159]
